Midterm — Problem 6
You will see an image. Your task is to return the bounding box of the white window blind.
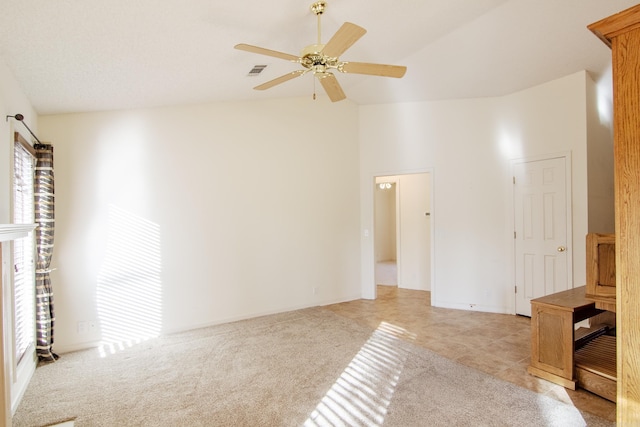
[13,141,35,363]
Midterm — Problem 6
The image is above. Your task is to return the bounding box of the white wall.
[39,97,361,352]
[10,67,615,353]
[586,72,615,234]
[359,71,600,313]
[497,72,592,291]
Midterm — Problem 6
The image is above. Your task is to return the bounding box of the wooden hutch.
[589,4,640,424]
[529,5,640,423]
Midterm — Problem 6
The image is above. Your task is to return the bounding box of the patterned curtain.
[34,144,59,362]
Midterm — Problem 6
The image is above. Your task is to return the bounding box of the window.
[13,135,36,363]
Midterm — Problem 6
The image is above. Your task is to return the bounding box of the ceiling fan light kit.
[235,1,407,102]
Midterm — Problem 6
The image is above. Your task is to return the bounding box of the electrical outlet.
[312,287,318,295]
[88,321,97,333]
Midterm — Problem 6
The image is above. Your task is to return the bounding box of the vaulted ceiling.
[0,0,637,115]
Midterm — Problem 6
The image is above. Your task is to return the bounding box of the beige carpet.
[14,307,612,427]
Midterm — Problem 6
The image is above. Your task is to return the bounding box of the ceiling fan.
[234,1,407,102]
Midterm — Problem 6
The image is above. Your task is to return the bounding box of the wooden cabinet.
[589,4,640,423]
[528,286,616,401]
[528,286,603,389]
[585,233,616,311]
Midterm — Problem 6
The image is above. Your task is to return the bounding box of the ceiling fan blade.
[254,70,306,90]
[234,43,300,62]
[322,22,367,58]
[318,73,346,102]
[341,62,407,78]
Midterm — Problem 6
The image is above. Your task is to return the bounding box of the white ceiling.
[0,0,636,115]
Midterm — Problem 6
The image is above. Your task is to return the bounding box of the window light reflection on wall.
[96,205,163,357]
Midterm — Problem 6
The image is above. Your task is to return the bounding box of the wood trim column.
[589,4,640,424]
[0,224,37,426]
[0,244,9,427]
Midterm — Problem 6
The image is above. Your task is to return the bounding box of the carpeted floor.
[13,307,612,426]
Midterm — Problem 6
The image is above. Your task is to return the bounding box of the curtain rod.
[5,113,42,144]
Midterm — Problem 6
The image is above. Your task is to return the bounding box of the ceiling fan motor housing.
[300,44,340,73]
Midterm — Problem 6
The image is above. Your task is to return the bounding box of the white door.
[398,173,431,291]
[514,156,570,316]
[374,173,431,291]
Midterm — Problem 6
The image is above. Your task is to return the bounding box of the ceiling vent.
[247,65,267,76]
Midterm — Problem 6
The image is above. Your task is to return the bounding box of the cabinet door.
[530,305,574,381]
[586,233,616,301]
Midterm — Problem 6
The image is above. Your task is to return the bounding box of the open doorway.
[374,180,398,285]
[374,173,431,293]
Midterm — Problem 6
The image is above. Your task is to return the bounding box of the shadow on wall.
[96,205,162,357]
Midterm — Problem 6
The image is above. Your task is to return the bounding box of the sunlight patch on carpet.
[304,322,416,426]
[536,386,587,425]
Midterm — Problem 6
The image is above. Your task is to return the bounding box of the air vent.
[247,65,267,76]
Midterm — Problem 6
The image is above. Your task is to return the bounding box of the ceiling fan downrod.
[311,1,326,45]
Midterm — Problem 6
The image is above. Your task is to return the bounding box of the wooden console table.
[528,286,603,389]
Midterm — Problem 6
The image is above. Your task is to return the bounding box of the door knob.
[557,246,566,252]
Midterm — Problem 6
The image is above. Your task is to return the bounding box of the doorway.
[374,173,431,292]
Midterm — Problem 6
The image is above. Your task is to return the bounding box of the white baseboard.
[432,300,512,315]
[54,339,103,355]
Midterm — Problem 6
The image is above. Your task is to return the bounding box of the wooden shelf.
[575,335,617,402]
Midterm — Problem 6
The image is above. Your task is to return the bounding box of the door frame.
[370,168,435,301]
[510,151,573,315]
